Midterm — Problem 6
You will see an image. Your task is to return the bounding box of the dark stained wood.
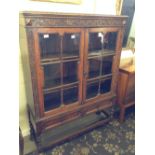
[20,11,127,150]
[117,64,135,122]
[26,29,40,119]
[82,28,88,102]
[111,29,124,95]
[79,30,85,105]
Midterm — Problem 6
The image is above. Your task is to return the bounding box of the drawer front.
[43,110,81,130]
[81,99,113,116]
[38,98,113,131]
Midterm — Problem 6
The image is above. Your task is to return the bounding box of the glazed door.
[34,28,84,116]
[83,28,119,103]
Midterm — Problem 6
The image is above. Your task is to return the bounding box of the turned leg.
[110,100,115,119]
[27,105,36,141]
[29,121,36,141]
[35,133,43,154]
[36,134,41,144]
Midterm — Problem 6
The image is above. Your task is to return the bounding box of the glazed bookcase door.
[83,28,119,102]
[34,28,84,116]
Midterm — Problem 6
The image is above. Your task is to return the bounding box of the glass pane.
[100,78,112,94]
[63,86,78,105]
[102,56,113,75]
[89,32,104,53]
[86,81,99,99]
[44,63,61,89]
[39,33,61,59]
[63,61,78,84]
[44,90,61,111]
[63,33,80,57]
[88,58,101,78]
[103,32,117,51]
[88,32,117,55]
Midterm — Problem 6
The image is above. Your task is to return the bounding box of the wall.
[19,0,116,14]
[19,0,96,13]
[129,13,135,38]
[19,49,29,136]
[19,0,117,137]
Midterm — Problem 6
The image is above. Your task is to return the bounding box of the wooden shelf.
[43,81,79,94]
[88,50,115,59]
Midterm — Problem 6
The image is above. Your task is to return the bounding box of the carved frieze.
[25,17,126,27]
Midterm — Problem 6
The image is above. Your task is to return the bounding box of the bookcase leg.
[110,101,115,119]
[27,105,36,141]
[119,108,125,123]
[36,134,41,144]
[29,121,35,141]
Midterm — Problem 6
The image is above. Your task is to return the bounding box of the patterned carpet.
[28,108,135,155]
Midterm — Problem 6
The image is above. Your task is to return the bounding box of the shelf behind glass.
[88,57,101,79]
[86,76,112,100]
[39,32,80,63]
[86,80,99,99]
[100,78,112,94]
[88,32,117,54]
[63,33,80,58]
[63,61,78,84]
[88,55,113,80]
[63,85,78,105]
[88,50,115,59]
[44,89,61,112]
[39,33,61,59]
[101,56,113,75]
[43,63,61,89]
[44,84,79,112]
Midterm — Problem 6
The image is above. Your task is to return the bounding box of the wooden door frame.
[83,27,122,104]
[33,28,85,118]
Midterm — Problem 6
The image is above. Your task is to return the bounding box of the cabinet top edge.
[119,64,135,74]
[20,11,128,19]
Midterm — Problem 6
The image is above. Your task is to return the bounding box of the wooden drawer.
[38,97,113,132]
[38,110,81,132]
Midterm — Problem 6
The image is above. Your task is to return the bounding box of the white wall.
[19,0,96,13]
[19,0,117,137]
[19,49,29,136]
[19,0,117,14]
[95,0,116,15]
[129,13,135,38]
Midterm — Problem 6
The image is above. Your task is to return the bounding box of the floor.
[24,107,135,155]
